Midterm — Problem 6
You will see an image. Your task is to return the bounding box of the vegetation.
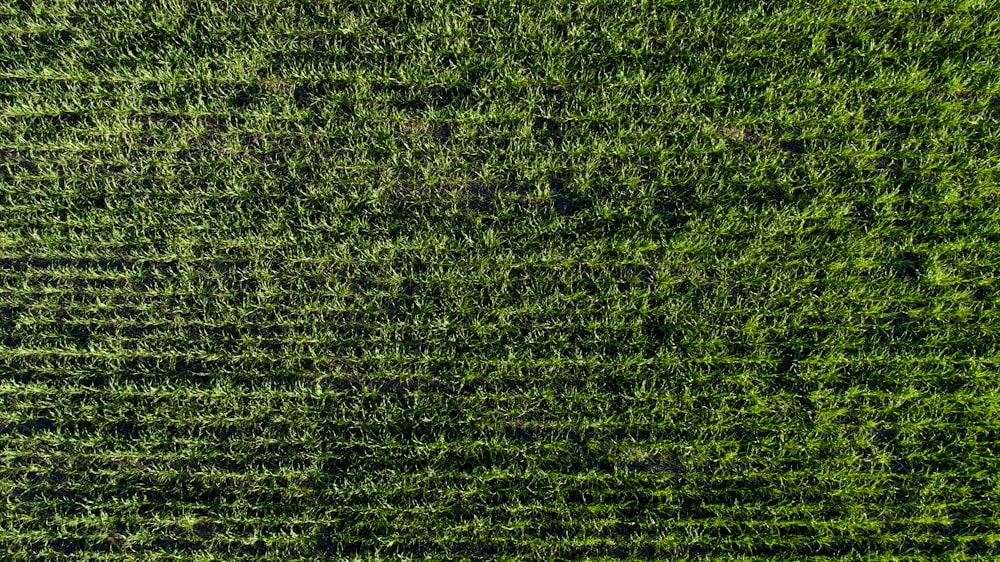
[1,0,998,559]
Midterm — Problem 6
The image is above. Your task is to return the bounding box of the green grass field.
[1,0,999,559]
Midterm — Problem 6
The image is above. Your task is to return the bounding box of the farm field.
[1,0,999,559]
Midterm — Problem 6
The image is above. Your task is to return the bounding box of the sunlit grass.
[0,0,998,559]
